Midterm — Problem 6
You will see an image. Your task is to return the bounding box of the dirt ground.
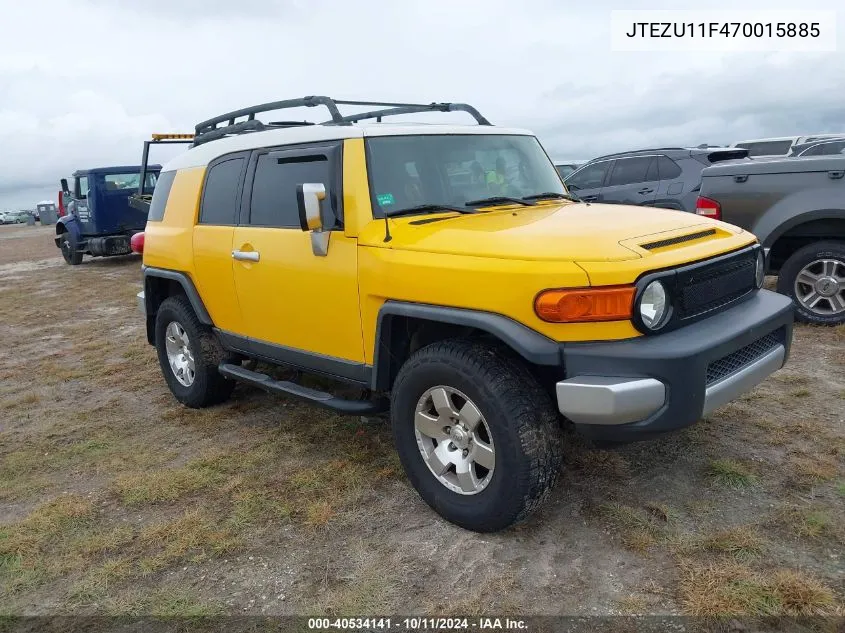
[0,223,843,620]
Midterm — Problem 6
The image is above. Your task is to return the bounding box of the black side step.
[218,363,388,415]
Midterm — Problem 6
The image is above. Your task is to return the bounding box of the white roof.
[163,123,534,171]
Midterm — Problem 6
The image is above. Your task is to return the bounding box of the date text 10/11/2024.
[307,617,528,631]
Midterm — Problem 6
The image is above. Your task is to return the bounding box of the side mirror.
[296,183,330,257]
[296,183,326,232]
[60,178,70,194]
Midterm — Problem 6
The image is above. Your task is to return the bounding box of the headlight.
[639,280,670,330]
[755,250,765,288]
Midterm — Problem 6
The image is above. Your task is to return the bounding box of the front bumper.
[556,289,794,442]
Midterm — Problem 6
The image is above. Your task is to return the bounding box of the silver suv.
[564,146,748,212]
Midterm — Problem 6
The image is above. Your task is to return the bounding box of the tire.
[777,240,845,325]
[59,230,83,265]
[154,296,235,408]
[391,339,563,532]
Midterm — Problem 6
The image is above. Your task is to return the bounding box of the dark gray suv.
[564,147,749,212]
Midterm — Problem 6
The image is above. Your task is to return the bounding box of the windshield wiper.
[384,203,476,218]
[464,196,536,207]
[521,192,580,203]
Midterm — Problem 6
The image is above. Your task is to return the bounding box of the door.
[564,159,612,202]
[71,174,93,232]
[191,153,247,333]
[601,156,658,206]
[231,143,365,376]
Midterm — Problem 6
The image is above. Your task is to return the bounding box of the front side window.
[248,154,332,228]
[565,161,611,191]
[75,176,89,199]
[366,134,565,216]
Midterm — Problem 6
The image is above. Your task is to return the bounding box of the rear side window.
[200,157,245,225]
[566,161,611,190]
[657,156,682,179]
[607,157,652,186]
[147,171,176,222]
[248,154,330,228]
[735,141,793,156]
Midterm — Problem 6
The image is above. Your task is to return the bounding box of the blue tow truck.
[55,165,161,265]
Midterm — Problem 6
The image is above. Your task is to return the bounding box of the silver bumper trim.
[702,344,785,416]
[137,290,146,316]
[556,376,666,426]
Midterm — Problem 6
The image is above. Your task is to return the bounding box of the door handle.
[828,170,844,179]
[232,250,260,262]
[638,188,654,194]
[581,195,599,202]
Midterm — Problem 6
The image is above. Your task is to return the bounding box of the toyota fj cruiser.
[135,96,794,532]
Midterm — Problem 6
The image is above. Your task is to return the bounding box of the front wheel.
[59,230,83,265]
[154,296,235,408]
[777,240,845,325]
[391,339,563,532]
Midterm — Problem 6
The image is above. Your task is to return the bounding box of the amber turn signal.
[535,286,636,323]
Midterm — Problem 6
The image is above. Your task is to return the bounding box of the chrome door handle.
[232,250,260,262]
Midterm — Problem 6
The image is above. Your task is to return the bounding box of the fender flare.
[54,215,81,242]
[142,267,213,325]
[371,301,560,390]
[754,197,845,249]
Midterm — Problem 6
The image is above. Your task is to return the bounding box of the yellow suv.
[136,96,794,532]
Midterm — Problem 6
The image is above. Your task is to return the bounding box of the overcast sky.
[1,0,843,209]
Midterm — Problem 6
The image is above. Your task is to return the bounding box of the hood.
[359,202,743,262]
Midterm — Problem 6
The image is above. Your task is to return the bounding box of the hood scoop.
[640,228,717,251]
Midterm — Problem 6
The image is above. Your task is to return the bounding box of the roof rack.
[586,147,689,162]
[192,96,491,146]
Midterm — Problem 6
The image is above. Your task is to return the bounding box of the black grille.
[641,229,717,251]
[676,249,757,320]
[706,329,784,386]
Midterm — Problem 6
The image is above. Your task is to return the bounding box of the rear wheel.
[154,296,235,408]
[391,339,563,532]
[59,230,83,265]
[777,240,845,325]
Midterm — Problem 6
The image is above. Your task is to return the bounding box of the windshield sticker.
[377,193,395,206]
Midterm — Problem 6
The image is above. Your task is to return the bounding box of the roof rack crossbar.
[327,102,491,126]
[192,96,490,146]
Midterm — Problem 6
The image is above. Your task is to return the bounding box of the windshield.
[366,134,565,217]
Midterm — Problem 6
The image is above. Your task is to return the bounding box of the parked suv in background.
[135,96,793,532]
[564,147,748,212]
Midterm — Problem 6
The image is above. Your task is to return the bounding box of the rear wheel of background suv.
[777,240,845,325]
[390,339,563,532]
[154,296,236,407]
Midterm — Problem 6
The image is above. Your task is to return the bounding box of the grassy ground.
[0,224,843,618]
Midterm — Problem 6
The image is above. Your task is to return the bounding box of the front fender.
[54,215,81,244]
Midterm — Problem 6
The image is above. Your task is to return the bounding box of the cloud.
[1,0,843,208]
